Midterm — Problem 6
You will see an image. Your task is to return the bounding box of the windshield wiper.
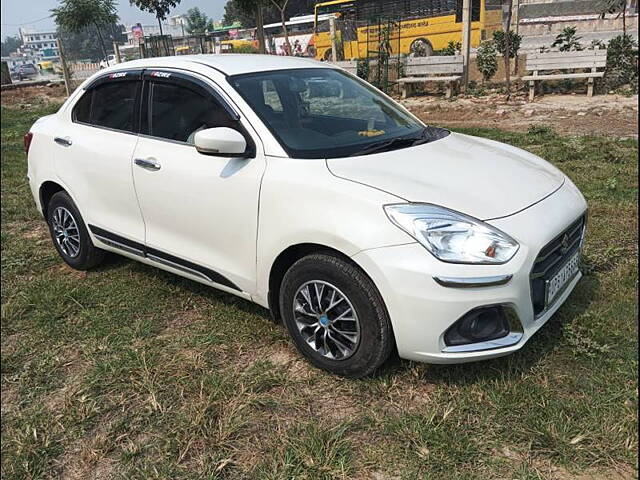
[348,128,430,157]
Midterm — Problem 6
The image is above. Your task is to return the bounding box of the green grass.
[1,104,638,479]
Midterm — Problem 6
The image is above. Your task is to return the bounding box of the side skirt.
[88,224,241,292]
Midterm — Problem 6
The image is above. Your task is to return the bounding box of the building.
[1,54,37,72]
[18,27,59,62]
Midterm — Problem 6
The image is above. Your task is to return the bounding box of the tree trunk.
[270,0,291,55]
[281,9,291,55]
[157,16,167,55]
[503,0,513,100]
[94,23,109,62]
[622,2,627,35]
[256,2,266,53]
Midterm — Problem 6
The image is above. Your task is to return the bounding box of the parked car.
[99,54,117,68]
[25,55,587,377]
[17,63,38,80]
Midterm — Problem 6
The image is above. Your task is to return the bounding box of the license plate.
[546,252,581,306]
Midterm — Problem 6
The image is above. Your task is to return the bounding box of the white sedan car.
[25,55,587,377]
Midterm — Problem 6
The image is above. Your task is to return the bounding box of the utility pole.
[56,37,72,97]
[461,0,472,91]
[113,41,122,63]
[329,16,338,62]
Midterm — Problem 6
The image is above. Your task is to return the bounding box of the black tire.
[46,191,105,270]
[279,253,394,378]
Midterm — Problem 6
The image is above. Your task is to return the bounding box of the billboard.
[132,24,144,44]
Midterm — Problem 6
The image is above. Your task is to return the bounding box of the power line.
[1,14,53,27]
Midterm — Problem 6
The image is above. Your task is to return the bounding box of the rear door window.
[73,80,140,133]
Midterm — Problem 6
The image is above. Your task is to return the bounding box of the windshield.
[228,68,449,159]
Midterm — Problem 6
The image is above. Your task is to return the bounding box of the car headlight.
[384,204,519,264]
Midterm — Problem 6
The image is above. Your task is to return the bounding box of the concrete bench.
[522,50,607,101]
[398,55,463,99]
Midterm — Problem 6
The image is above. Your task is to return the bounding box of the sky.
[1,0,228,40]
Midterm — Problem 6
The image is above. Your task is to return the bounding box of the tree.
[51,0,118,62]
[223,0,258,27]
[223,0,313,54]
[598,0,628,34]
[184,7,214,35]
[492,30,522,59]
[476,41,498,82]
[227,0,269,53]
[498,0,514,99]
[604,33,638,92]
[58,22,125,61]
[269,0,292,54]
[1,35,22,57]
[129,0,180,36]
[493,28,521,87]
[223,0,312,27]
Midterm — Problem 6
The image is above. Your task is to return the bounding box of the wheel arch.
[39,180,66,217]
[267,242,385,325]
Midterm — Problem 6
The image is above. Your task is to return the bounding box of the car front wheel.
[279,253,394,378]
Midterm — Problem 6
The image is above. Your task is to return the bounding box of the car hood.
[326,132,565,220]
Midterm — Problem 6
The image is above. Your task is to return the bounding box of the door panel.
[131,136,264,293]
[54,78,144,243]
[56,126,143,241]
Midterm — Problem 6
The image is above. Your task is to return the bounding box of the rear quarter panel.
[27,113,64,215]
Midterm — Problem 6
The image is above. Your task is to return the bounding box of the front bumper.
[351,179,588,364]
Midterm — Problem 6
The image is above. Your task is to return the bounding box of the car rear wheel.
[279,253,394,378]
[46,191,105,270]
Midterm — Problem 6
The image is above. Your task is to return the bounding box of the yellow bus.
[313,0,502,60]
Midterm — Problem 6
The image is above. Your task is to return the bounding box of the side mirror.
[194,127,247,156]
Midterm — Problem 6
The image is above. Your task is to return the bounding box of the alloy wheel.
[292,280,360,360]
[51,206,81,258]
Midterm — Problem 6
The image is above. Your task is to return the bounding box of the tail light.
[24,132,33,155]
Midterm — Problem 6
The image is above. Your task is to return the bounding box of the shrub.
[603,34,638,93]
[551,27,583,51]
[441,41,461,56]
[233,44,258,54]
[476,41,498,82]
[356,58,370,80]
[492,30,522,58]
[527,124,557,137]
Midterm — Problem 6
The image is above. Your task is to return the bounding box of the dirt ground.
[0,83,68,107]
[400,91,639,138]
[2,83,638,138]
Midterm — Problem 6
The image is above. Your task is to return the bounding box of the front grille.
[530,215,586,316]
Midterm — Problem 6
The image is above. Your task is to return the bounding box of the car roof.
[104,54,334,76]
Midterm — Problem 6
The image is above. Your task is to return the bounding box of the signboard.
[42,48,56,58]
[132,24,144,44]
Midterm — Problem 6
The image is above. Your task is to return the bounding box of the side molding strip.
[88,224,240,291]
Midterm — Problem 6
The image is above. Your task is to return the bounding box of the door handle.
[134,158,161,171]
[54,136,72,147]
